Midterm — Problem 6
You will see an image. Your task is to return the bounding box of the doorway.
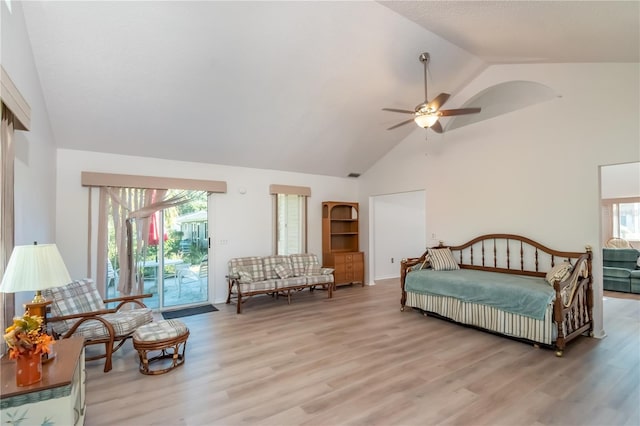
[600,161,640,299]
[370,191,426,281]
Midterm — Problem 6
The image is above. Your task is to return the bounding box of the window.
[603,197,640,244]
[270,185,310,255]
[276,194,306,255]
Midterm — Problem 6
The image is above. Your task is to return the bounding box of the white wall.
[56,149,358,304]
[2,1,59,309]
[601,162,640,199]
[359,62,640,338]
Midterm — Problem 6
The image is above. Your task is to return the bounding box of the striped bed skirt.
[406,291,555,345]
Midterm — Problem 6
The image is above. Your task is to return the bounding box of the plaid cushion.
[274,263,292,279]
[238,279,278,293]
[279,276,307,288]
[133,319,188,343]
[290,254,320,277]
[305,263,321,276]
[71,309,153,340]
[263,256,293,280]
[304,274,334,285]
[228,257,265,282]
[43,279,106,335]
[237,269,254,283]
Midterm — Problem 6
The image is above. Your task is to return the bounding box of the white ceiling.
[20,1,639,178]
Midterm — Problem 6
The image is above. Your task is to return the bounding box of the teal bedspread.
[405,269,555,320]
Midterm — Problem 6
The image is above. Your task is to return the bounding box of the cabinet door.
[333,254,347,283]
[352,252,364,282]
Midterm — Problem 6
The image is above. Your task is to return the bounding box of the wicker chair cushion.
[133,319,188,343]
[71,309,153,340]
[43,279,106,335]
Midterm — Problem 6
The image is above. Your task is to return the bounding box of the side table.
[1,336,86,425]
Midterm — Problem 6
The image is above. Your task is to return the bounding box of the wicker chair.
[606,237,633,249]
[43,279,153,372]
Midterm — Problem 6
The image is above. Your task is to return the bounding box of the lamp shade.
[0,244,71,293]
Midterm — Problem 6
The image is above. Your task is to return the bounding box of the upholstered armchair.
[43,279,153,372]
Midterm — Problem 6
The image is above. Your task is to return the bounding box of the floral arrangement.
[3,314,54,359]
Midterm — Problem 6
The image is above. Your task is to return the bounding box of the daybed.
[400,234,593,356]
[226,253,334,313]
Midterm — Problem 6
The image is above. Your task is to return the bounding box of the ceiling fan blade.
[387,118,415,130]
[430,121,443,133]
[382,108,415,114]
[439,107,482,117]
[428,93,451,111]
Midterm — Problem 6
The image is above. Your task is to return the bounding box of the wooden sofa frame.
[400,234,593,356]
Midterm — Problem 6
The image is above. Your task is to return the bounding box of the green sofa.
[603,248,640,293]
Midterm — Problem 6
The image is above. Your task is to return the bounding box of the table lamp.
[0,242,71,319]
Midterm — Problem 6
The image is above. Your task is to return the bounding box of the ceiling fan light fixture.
[414,113,440,128]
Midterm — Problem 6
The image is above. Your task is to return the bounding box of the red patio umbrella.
[147,212,167,246]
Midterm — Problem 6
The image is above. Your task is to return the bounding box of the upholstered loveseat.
[603,248,640,293]
[226,253,334,313]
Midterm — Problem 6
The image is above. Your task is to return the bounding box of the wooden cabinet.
[322,201,364,287]
[1,337,86,425]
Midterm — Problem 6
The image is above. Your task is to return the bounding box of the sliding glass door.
[106,190,210,310]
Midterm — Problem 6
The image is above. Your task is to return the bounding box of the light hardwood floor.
[84,281,640,426]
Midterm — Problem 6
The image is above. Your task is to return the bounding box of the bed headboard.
[441,234,592,278]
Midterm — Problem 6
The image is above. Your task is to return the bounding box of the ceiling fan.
[383,52,481,133]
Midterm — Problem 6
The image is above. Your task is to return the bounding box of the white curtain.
[0,103,16,337]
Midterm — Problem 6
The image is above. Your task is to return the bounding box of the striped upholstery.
[290,254,320,277]
[263,256,293,280]
[406,291,554,345]
[228,257,265,281]
[133,319,188,343]
[427,248,460,271]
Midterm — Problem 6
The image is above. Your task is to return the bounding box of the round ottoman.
[132,319,189,375]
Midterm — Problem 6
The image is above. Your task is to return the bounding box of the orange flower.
[3,314,55,359]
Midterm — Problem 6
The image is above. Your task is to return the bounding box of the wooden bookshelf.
[322,201,364,287]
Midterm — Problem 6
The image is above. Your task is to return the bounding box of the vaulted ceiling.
[21,1,639,178]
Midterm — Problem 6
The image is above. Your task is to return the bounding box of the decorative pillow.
[305,263,322,276]
[410,253,432,271]
[320,267,334,275]
[427,248,459,271]
[274,263,292,279]
[236,267,254,283]
[545,261,573,285]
